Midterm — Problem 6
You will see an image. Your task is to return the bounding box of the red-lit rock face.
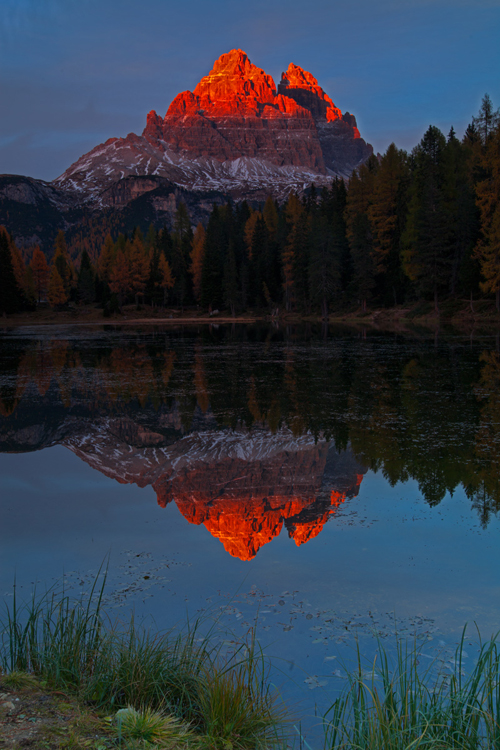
[144,49,326,171]
[57,48,373,198]
[152,444,366,560]
[278,63,342,122]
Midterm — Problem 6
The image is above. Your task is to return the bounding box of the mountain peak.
[278,62,342,122]
[56,49,373,201]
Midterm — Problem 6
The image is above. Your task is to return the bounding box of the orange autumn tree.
[52,230,74,296]
[30,247,50,302]
[47,265,69,307]
[109,246,132,306]
[98,234,116,283]
[128,233,150,305]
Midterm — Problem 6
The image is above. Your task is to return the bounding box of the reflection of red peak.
[288,473,364,547]
[64,420,367,560]
[152,444,367,560]
[153,445,329,559]
[278,63,342,122]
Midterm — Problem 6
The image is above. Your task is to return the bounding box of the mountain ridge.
[0,49,372,251]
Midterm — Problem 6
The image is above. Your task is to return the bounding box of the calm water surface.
[1,324,500,736]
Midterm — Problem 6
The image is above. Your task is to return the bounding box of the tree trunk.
[321,297,328,321]
[434,287,439,314]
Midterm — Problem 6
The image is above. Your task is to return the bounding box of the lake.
[1,323,500,741]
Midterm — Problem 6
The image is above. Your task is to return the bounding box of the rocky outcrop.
[54,49,372,202]
[1,50,373,248]
[277,63,342,123]
[147,50,326,171]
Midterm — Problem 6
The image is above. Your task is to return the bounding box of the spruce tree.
[402,126,451,311]
[0,229,23,314]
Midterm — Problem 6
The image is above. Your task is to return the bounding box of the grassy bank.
[325,632,500,750]
[0,580,290,749]
[2,582,500,750]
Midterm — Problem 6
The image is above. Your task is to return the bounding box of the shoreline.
[2,303,500,332]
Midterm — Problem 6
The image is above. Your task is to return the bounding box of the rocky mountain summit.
[56,49,372,203]
[1,50,372,249]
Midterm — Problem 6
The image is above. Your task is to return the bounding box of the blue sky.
[1,0,499,181]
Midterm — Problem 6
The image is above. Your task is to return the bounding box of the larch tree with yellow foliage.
[47,265,69,307]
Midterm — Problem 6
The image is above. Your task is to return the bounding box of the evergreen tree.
[282,193,303,311]
[223,240,239,316]
[442,128,480,297]
[308,215,341,318]
[201,205,226,310]
[158,254,176,305]
[53,230,73,297]
[189,223,206,304]
[474,122,500,309]
[473,94,500,145]
[401,126,452,311]
[367,144,409,305]
[0,229,23,314]
[128,233,150,305]
[30,247,50,303]
[171,202,193,307]
[345,159,378,311]
[77,249,96,304]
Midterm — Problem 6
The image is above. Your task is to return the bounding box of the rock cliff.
[55,49,372,202]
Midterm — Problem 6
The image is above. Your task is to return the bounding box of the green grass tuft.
[324,628,500,750]
[0,576,289,750]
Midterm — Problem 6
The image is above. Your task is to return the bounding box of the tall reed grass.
[0,577,289,750]
[324,629,500,750]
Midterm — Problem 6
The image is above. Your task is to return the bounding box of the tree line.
[1,94,499,317]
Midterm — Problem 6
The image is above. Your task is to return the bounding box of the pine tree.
[367,144,409,304]
[0,228,24,314]
[223,240,239,316]
[282,193,303,311]
[401,126,451,311]
[158,254,176,305]
[473,94,500,145]
[442,128,480,297]
[128,233,150,305]
[109,247,132,306]
[308,215,341,318]
[77,249,96,304]
[53,230,73,296]
[474,122,500,309]
[98,234,116,283]
[171,202,194,307]
[201,205,226,310]
[345,159,378,311]
[189,223,206,304]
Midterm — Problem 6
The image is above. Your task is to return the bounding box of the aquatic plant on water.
[324,628,500,750]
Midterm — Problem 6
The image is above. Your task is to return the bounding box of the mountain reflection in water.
[1,325,500,550]
[68,419,365,559]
